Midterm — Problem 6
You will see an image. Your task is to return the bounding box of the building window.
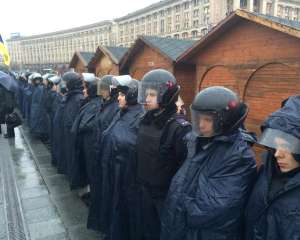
[184,12,189,19]
[167,8,172,15]
[295,8,300,20]
[182,32,188,39]
[192,31,198,38]
[147,24,151,35]
[204,16,210,24]
[277,5,283,17]
[176,15,180,22]
[201,28,208,36]
[174,34,180,39]
[153,22,158,33]
[153,12,157,19]
[266,3,272,15]
[160,10,164,17]
[193,9,199,18]
[193,20,199,27]
[184,21,189,29]
[160,19,165,33]
[193,0,199,7]
[184,2,189,10]
[204,6,209,15]
[175,24,180,31]
[175,5,180,13]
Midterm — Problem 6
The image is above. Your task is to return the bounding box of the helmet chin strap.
[154,86,181,118]
[224,103,249,134]
[159,85,181,109]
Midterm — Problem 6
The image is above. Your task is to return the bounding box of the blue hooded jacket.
[30,85,49,135]
[160,131,256,240]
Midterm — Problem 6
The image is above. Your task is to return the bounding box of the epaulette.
[175,117,191,127]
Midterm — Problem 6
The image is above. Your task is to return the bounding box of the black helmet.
[98,75,119,97]
[82,73,98,97]
[114,75,139,105]
[191,86,248,137]
[62,72,83,91]
[138,69,180,108]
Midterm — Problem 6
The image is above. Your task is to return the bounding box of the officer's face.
[274,137,300,173]
[100,89,110,100]
[145,88,159,110]
[43,79,48,86]
[198,114,214,137]
[118,92,127,109]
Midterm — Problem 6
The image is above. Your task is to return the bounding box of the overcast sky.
[1,0,158,41]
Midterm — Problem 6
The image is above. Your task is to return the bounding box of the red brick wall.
[194,19,300,66]
[75,60,86,74]
[129,44,173,80]
[244,63,300,134]
[200,66,239,93]
[95,55,120,77]
[174,64,196,113]
[191,19,300,129]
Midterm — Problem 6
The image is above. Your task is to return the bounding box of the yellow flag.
[0,34,11,66]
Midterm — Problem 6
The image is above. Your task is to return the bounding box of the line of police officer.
[14,68,300,240]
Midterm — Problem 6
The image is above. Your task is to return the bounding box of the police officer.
[23,72,34,126]
[51,76,66,167]
[46,75,61,152]
[70,73,102,193]
[98,76,144,240]
[88,75,120,230]
[29,73,49,141]
[57,72,84,176]
[245,95,300,240]
[160,86,257,240]
[135,69,191,240]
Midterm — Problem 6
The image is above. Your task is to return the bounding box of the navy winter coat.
[58,89,84,176]
[160,132,257,240]
[98,104,144,239]
[70,96,102,189]
[30,85,49,135]
[87,97,120,231]
[51,94,64,166]
[23,84,33,126]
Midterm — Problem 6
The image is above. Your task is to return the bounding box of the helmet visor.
[191,109,221,137]
[258,128,300,154]
[98,78,118,93]
[138,81,168,105]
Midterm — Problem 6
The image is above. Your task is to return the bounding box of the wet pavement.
[0,126,103,240]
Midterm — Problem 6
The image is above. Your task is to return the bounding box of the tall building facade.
[7,0,300,71]
[7,21,114,70]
